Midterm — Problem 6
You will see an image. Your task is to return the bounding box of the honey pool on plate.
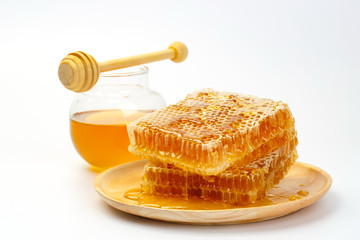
[70,109,152,169]
[95,160,331,224]
[123,186,309,210]
[124,166,309,211]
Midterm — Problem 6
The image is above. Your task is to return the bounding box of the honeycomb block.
[141,139,298,205]
[128,89,295,175]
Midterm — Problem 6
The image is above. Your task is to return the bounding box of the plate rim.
[94,160,332,222]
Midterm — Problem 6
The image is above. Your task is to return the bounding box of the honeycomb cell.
[128,89,295,175]
[141,139,298,205]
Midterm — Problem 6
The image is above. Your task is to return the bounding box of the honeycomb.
[233,126,296,168]
[128,89,295,175]
[141,138,298,205]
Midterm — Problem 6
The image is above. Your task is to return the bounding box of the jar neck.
[95,65,149,89]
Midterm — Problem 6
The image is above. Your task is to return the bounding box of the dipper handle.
[58,41,188,92]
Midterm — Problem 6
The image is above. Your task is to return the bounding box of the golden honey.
[70,109,151,169]
[141,144,298,205]
[124,186,304,210]
[128,89,295,175]
[124,89,298,206]
[124,178,309,210]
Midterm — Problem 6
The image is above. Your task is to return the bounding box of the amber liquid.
[70,109,150,169]
[123,186,308,210]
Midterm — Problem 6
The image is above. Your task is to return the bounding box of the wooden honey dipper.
[58,41,188,92]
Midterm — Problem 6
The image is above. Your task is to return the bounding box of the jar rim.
[100,65,149,77]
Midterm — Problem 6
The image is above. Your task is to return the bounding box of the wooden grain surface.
[94,160,332,225]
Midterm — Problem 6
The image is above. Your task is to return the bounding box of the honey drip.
[70,109,152,169]
[141,145,298,205]
[127,89,295,175]
[124,185,309,210]
[123,89,299,207]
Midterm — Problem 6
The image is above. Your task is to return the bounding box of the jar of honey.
[69,66,166,170]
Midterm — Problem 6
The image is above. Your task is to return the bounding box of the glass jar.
[69,66,166,170]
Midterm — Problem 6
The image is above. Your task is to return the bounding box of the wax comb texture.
[141,139,298,205]
[128,89,295,175]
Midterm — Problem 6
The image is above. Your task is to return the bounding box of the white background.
[1,0,359,239]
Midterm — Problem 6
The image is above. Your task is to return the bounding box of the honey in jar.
[69,66,166,169]
[71,109,152,169]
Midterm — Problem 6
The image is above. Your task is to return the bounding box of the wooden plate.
[94,160,332,225]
